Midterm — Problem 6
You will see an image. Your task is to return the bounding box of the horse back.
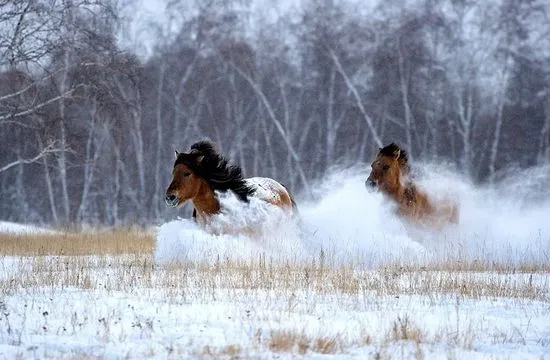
[401,185,458,227]
[245,177,296,212]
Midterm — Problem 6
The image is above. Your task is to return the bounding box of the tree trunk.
[152,64,165,219]
[488,66,510,184]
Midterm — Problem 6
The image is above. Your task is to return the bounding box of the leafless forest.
[1,0,549,226]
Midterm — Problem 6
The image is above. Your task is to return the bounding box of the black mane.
[379,142,409,164]
[174,140,255,202]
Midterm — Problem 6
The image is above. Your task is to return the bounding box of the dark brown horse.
[366,143,458,228]
[165,140,297,230]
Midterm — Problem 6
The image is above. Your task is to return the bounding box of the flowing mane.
[378,143,410,174]
[174,140,256,202]
[379,143,407,162]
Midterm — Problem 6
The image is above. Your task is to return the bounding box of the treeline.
[1,0,549,226]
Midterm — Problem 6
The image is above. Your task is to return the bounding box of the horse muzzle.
[365,179,377,192]
[164,194,180,207]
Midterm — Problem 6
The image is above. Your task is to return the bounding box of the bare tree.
[2,0,550,226]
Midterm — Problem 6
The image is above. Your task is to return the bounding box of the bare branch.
[0,141,66,173]
[0,119,40,129]
[328,48,382,147]
[7,2,31,66]
[0,87,81,121]
[230,62,311,193]
[0,66,72,102]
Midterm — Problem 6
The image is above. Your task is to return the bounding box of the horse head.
[165,140,255,211]
[366,143,410,194]
[164,148,205,208]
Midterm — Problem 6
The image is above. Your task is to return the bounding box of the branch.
[384,113,406,129]
[0,67,67,102]
[230,63,311,193]
[7,2,31,66]
[328,49,382,147]
[0,87,80,121]
[0,141,66,173]
[230,64,300,161]
[0,62,107,103]
[0,119,40,129]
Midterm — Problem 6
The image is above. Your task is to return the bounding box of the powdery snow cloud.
[156,165,550,267]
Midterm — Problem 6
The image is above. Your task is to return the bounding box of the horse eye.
[382,164,390,171]
[182,172,191,177]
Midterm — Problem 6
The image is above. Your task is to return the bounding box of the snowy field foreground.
[1,167,550,358]
[0,221,54,235]
[0,254,548,359]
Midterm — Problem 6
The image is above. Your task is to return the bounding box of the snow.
[0,221,53,234]
[156,165,550,267]
[0,264,548,358]
[1,165,549,358]
[155,191,303,263]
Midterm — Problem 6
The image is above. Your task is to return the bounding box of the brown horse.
[366,143,458,228]
[165,140,297,230]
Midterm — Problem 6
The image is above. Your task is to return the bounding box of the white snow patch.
[0,221,53,235]
[0,260,548,358]
[156,191,304,263]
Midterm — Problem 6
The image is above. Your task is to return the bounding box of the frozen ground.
[0,255,548,359]
[1,165,549,358]
[0,222,53,235]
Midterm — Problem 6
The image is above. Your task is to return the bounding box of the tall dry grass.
[0,228,154,256]
[0,229,547,302]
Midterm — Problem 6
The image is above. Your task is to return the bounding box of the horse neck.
[401,182,417,204]
[384,183,405,203]
[192,179,221,216]
[384,175,413,205]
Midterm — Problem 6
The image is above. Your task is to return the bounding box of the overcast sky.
[118,0,300,57]
[117,0,388,58]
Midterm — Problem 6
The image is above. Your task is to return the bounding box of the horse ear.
[174,150,180,159]
[394,148,401,160]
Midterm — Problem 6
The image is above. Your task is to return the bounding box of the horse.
[365,143,458,228]
[165,140,297,233]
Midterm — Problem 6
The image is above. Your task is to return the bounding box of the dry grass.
[269,331,304,353]
[0,231,547,302]
[386,315,425,343]
[0,228,154,256]
[269,330,339,354]
[198,344,242,359]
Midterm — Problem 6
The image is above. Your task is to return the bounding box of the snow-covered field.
[1,167,549,359]
[0,222,53,235]
[0,259,548,359]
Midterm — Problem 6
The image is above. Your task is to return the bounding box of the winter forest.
[1,0,549,226]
